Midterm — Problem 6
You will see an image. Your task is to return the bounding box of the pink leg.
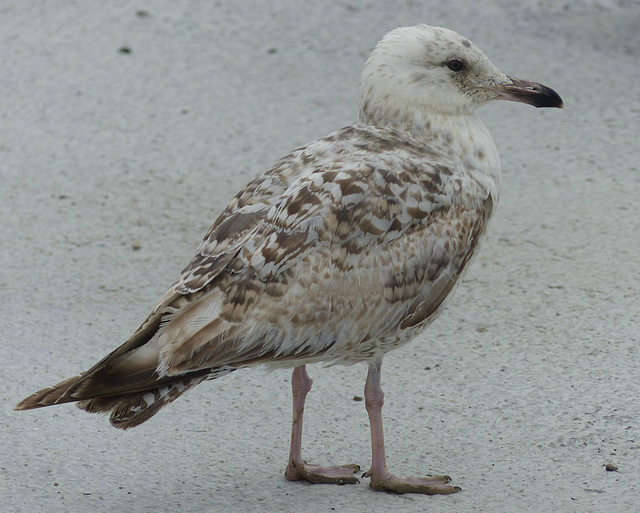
[362,359,461,494]
[284,365,360,485]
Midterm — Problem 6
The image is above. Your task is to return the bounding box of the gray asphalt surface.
[2,1,639,512]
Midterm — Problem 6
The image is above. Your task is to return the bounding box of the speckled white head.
[359,24,563,124]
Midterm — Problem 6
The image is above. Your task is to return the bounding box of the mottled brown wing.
[154,128,496,373]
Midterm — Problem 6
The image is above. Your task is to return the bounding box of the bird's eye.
[447,59,464,72]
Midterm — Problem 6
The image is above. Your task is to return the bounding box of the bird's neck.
[360,108,501,187]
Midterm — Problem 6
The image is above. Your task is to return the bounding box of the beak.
[493,76,564,109]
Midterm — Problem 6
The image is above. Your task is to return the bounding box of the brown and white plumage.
[16,25,562,493]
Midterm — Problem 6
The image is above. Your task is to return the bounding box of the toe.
[368,472,461,494]
[286,461,361,485]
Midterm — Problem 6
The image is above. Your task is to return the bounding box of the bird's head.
[359,24,563,123]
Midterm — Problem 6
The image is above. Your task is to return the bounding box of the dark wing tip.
[14,376,82,410]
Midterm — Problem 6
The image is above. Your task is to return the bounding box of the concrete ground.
[2,1,639,512]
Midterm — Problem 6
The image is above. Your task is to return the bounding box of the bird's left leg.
[362,359,461,494]
[284,365,360,485]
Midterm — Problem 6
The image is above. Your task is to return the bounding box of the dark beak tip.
[536,97,564,110]
[555,94,565,110]
[533,84,564,109]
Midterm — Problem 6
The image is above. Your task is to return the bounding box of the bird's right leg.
[284,365,360,485]
[362,359,461,494]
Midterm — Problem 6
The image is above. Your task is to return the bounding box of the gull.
[16,24,562,494]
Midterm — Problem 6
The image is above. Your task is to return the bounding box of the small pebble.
[132,240,141,250]
[605,463,618,472]
[352,395,363,402]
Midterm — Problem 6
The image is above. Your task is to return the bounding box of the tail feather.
[15,365,237,429]
[77,376,207,429]
[14,375,83,410]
